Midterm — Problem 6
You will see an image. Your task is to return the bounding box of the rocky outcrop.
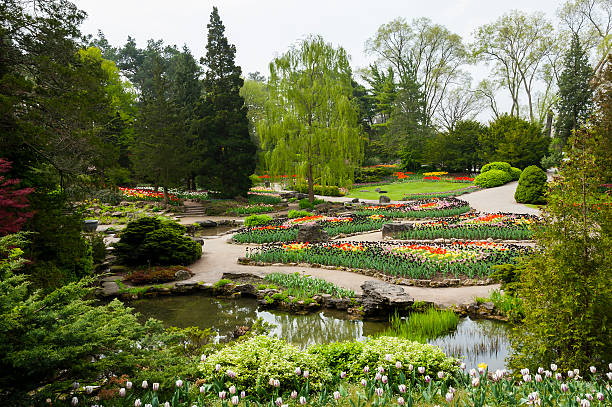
[296,224,329,243]
[360,280,414,316]
[379,195,391,204]
[382,222,413,239]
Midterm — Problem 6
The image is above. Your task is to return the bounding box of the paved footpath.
[458,181,540,215]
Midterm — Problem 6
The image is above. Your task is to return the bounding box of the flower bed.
[118,186,181,205]
[233,215,387,243]
[395,213,538,240]
[247,241,529,279]
[354,198,470,219]
[401,186,479,201]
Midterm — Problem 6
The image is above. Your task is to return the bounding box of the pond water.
[127,295,511,370]
[193,225,237,237]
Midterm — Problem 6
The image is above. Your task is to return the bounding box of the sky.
[74,0,563,77]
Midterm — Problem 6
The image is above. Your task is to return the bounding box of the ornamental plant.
[473,170,512,188]
[354,198,470,219]
[514,165,547,204]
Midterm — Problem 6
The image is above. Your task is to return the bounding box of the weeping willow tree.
[258,35,364,202]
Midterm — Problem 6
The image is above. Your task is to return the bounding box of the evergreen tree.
[193,7,256,197]
[555,34,594,149]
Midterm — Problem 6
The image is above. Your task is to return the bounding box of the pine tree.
[193,7,256,197]
[555,34,593,149]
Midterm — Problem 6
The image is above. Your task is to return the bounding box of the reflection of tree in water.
[428,318,511,370]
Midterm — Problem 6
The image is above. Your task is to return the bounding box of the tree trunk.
[163,185,169,205]
[308,161,314,203]
[545,110,553,138]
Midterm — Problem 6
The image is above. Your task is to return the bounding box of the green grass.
[379,308,460,342]
[524,203,545,210]
[347,181,470,200]
[264,272,355,298]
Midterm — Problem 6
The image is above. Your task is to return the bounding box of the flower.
[241,391,246,398]
[446,392,454,402]
[73,382,80,391]
[377,366,385,374]
[229,385,236,394]
[590,366,597,374]
[470,368,477,377]
[363,366,370,373]
[340,371,346,379]
[141,381,148,389]
[535,374,542,383]
[418,366,425,374]
[303,370,309,378]
[580,399,590,407]
[134,400,142,407]
[71,397,78,406]
[275,397,283,406]
[119,388,126,397]
[295,367,301,375]
[273,379,280,388]
[199,386,206,394]
[126,381,133,390]
[397,396,405,405]
[523,374,532,382]
[216,364,222,372]
[361,379,367,387]
[291,391,298,399]
[219,391,227,400]
[538,367,544,374]
[551,363,557,371]
[472,377,480,387]
[227,369,237,379]
[478,362,488,372]
[556,373,563,380]
[333,391,341,400]
[568,370,575,378]
[438,371,444,379]
[375,373,382,381]
[175,380,183,388]
[425,375,431,383]
[382,375,388,384]
[85,386,93,394]
[299,396,307,405]
[398,384,406,393]
[200,354,207,362]
[153,383,159,391]
[231,396,239,405]
[409,364,414,371]
[460,363,466,370]
[597,393,604,401]
[396,361,402,369]
[560,383,569,393]
[375,387,383,397]
[521,368,530,376]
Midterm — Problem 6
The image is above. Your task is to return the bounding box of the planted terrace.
[353,198,470,219]
[246,241,529,280]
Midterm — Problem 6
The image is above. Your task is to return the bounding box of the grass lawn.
[524,203,545,210]
[347,181,470,200]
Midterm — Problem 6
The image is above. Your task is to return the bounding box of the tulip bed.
[354,198,470,219]
[246,241,529,279]
[233,215,387,244]
[395,213,538,241]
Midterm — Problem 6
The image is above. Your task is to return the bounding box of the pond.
[193,225,237,237]
[127,295,511,370]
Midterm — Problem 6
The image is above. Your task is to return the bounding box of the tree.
[555,34,594,149]
[258,35,363,202]
[472,11,555,122]
[240,74,268,149]
[192,7,256,197]
[437,77,486,132]
[0,160,34,236]
[366,17,466,125]
[480,115,550,169]
[510,126,611,372]
[426,120,485,172]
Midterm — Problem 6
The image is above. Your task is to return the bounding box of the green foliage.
[243,214,273,227]
[226,204,275,215]
[509,167,522,180]
[299,198,324,210]
[88,233,107,264]
[380,309,459,343]
[473,170,512,188]
[259,35,363,201]
[514,165,547,204]
[510,127,612,372]
[489,264,523,295]
[479,115,550,168]
[213,278,233,288]
[199,335,331,394]
[114,217,201,266]
[307,341,366,380]
[481,161,511,174]
[89,189,124,205]
[354,166,397,183]
[248,194,282,205]
[264,272,355,298]
[288,210,313,219]
[426,120,486,172]
[295,184,344,197]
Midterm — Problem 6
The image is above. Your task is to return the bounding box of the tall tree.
[555,34,594,149]
[193,7,256,197]
[258,35,363,202]
[472,11,555,122]
[366,17,466,125]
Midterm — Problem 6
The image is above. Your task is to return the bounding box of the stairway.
[179,202,206,218]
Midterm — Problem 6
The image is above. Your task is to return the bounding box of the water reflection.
[192,225,236,237]
[428,317,511,371]
[127,296,511,368]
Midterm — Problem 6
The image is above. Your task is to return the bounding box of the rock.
[190,236,205,246]
[379,195,391,204]
[314,202,333,213]
[434,238,445,243]
[296,224,329,243]
[351,198,360,203]
[111,211,123,217]
[378,190,388,194]
[174,269,192,281]
[375,188,381,192]
[382,222,413,239]
[235,283,257,297]
[360,280,413,316]
[233,326,250,338]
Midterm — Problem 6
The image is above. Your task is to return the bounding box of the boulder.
[375,188,381,192]
[314,202,333,213]
[196,219,218,228]
[174,269,192,281]
[379,195,391,204]
[382,222,413,239]
[111,211,123,217]
[360,280,413,316]
[296,224,329,243]
[351,198,360,203]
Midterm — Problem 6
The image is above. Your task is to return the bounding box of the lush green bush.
[199,335,331,394]
[514,165,547,204]
[354,166,397,183]
[481,161,511,174]
[510,167,522,180]
[114,217,201,266]
[295,184,344,197]
[473,169,513,188]
[288,209,313,219]
[89,233,107,264]
[244,214,273,227]
[298,198,324,210]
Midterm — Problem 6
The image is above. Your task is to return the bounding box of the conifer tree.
[193,7,256,197]
[555,34,593,149]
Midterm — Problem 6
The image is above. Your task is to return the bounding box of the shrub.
[490,264,523,295]
[288,209,312,219]
[514,165,547,204]
[354,166,397,183]
[298,198,324,209]
[199,335,331,394]
[473,169,512,188]
[89,233,107,264]
[244,214,273,227]
[294,184,344,197]
[114,217,201,266]
[481,161,511,174]
[510,167,522,180]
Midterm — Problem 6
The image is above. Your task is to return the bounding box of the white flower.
[361,379,367,387]
[85,386,93,394]
[408,364,414,371]
[340,371,346,379]
[134,400,142,407]
[397,396,405,405]
[418,366,425,374]
[153,383,159,392]
[175,380,183,388]
[126,381,133,390]
[550,363,557,371]
[291,391,298,399]
[568,370,575,378]
[199,386,205,394]
[295,367,301,375]
[523,374,532,383]
[545,370,552,378]
[303,370,309,378]
[164,403,170,407]
[425,375,431,383]
[586,394,593,401]
[470,368,477,377]
[363,366,370,373]
[273,379,280,388]
[231,396,239,406]
[537,367,544,374]
[556,372,563,380]
[561,383,569,393]
[597,392,604,401]
[438,371,444,379]
[119,388,126,397]
[229,385,236,394]
[472,377,480,387]
[382,375,388,384]
[590,366,597,374]
[535,374,542,383]
[375,387,383,397]
[609,363,612,371]
[333,391,341,400]
[241,391,246,398]
[377,366,385,374]
[200,354,207,362]
[73,382,79,391]
[375,373,382,381]
[446,392,454,402]
[521,368,530,376]
[219,391,226,400]
[607,372,612,380]
[385,354,392,361]
[71,397,78,406]
[216,364,221,372]
[299,396,307,405]
[580,399,590,407]
[396,361,402,369]
[275,397,283,406]
[460,363,466,370]
[398,384,406,393]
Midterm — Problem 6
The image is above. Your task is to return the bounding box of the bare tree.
[437,76,486,131]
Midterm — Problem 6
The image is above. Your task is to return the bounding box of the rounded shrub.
[244,214,273,227]
[288,209,312,219]
[510,167,522,181]
[114,217,201,266]
[474,169,513,188]
[481,161,511,174]
[514,165,547,204]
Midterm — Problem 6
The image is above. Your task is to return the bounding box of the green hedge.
[510,167,522,181]
[514,165,547,204]
[474,169,513,188]
[244,214,273,227]
[295,184,344,197]
[481,161,511,174]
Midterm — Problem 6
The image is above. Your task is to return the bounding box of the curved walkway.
[459,181,540,215]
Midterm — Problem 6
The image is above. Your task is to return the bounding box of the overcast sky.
[75,0,563,76]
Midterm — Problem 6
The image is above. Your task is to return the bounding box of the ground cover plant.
[353,198,470,219]
[348,182,471,201]
[247,241,529,279]
[394,213,538,240]
[401,186,479,201]
[233,214,387,243]
[264,272,355,298]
